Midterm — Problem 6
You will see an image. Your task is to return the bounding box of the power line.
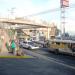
[25,8,60,17]
[24,4,75,17]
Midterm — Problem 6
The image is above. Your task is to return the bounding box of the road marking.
[43,55,75,70]
[24,49,75,70]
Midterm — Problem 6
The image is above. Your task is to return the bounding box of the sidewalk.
[0,48,15,56]
[0,51,14,56]
[0,48,33,58]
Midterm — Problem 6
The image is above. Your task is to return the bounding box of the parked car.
[20,41,39,49]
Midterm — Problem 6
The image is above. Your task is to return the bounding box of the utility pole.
[60,0,69,35]
[8,7,16,19]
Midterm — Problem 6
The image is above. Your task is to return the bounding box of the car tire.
[28,47,31,50]
[55,49,59,54]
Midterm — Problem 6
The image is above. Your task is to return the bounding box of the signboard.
[60,0,69,8]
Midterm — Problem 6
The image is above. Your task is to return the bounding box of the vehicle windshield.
[28,42,35,46]
[28,42,38,46]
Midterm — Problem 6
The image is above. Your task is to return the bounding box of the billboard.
[60,0,69,8]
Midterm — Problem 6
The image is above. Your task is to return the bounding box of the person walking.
[11,40,16,54]
[5,42,9,51]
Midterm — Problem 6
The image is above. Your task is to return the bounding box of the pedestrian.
[11,40,16,54]
[5,42,9,51]
[5,40,11,52]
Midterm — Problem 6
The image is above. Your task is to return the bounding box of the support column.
[47,27,50,40]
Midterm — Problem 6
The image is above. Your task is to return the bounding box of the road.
[0,48,75,75]
[32,48,75,67]
[0,58,75,75]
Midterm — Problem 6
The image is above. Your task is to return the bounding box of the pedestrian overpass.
[0,18,50,48]
[0,18,50,29]
[0,18,50,54]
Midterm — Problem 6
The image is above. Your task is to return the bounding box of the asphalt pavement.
[0,48,75,75]
[0,58,75,75]
[38,48,75,67]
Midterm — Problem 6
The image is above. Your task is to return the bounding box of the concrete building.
[22,23,57,41]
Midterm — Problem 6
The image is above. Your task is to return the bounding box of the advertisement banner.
[60,0,69,8]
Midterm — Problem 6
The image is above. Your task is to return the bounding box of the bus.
[47,39,75,56]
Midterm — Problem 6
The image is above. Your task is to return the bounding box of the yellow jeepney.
[48,39,75,55]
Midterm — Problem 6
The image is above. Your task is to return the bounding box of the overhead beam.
[0,18,49,28]
[0,23,47,29]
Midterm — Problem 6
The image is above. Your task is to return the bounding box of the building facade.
[22,23,57,41]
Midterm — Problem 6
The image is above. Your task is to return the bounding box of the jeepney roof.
[50,39,75,44]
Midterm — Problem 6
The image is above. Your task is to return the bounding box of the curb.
[0,55,33,58]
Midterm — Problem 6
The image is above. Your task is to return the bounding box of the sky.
[0,0,75,35]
